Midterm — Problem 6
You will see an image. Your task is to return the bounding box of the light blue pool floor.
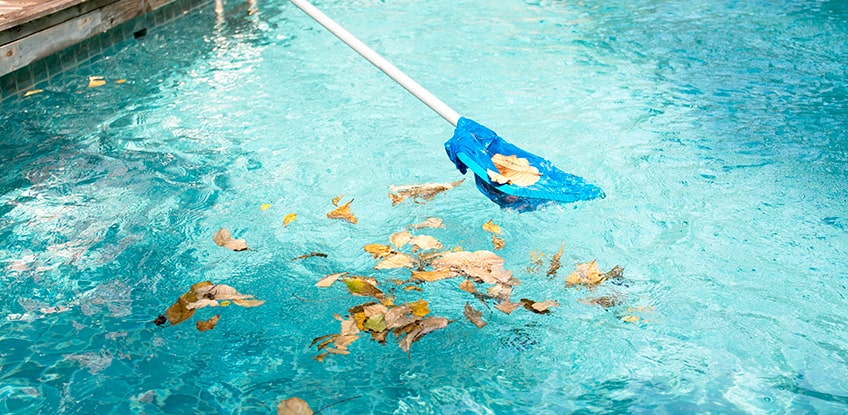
[1,0,847,413]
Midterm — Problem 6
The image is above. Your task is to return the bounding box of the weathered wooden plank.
[0,0,87,32]
[0,9,102,76]
[0,0,115,45]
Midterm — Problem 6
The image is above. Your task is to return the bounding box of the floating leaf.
[331,194,344,206]
[406,299,429,317]
[375,252,416,270]
[212,228,249,251]
[316,272,347,288]
[464,302,487,328]
[495,301,522,314]
[260,203,272,211]
[364,244,393,259]
[195,283,252,301]
[411,269,457,282]
[621,315,640,323]
[343,276,384,299]
[408,235,442,251]
[388,180,463,205]
[488,154,541,187]
[520,299,559,314]
[165,294,196,325]
[363,313,387,332]
[327,199,357,224]
[546,243,564,278]
[196,315,221,332]
[410,217,445,229]
[232,298,265,307]
[115,79,127,84]
[389,231,412,249]
[458,279,477,294]
[24,89,44,97]
[277,397,314,415]
[398,317,449,353]
[88,76,106,87]
[566,260,606,287]
[482,219,501,234]
[283,213,297,227]
[606,265,625,280]
[153,314,167,326]
[492,235,505,250]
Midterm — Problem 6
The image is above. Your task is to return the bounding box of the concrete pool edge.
[0,0,208,102]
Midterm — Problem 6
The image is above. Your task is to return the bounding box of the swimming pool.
[1,0,847,413]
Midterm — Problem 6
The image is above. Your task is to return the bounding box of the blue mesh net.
[444,117,604,212]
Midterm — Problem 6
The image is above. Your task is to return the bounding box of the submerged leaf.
[283,213,297,227]
[260,203,272,211]
[277,397,314,415]
[389,180,464,205]
[488,154,541,187]
[578,296,621,308]
[196,315,221,332]
[88,76,106,88]
[291,252,328,261]
[327,199,358,224]
[24,89,44,97]
[212,228,248,251]
[316,272,347,288]
[546,243,564,278]
[566,260,607,287]
[410,217,445,229]
[464,302,487,328]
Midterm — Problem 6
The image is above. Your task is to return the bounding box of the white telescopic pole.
[289,0,461,127]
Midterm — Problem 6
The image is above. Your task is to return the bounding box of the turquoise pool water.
[2,0,847,413]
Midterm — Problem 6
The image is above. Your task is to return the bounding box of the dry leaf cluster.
[160,281,264,330]
[486,154,541,187]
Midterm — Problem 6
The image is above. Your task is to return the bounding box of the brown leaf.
[566,260,607,287]
[410,217,445,229]
[481,219,502,234]
[578,296,621,308]
[408,235,442,251]
[458,279,478,294]
[327,199,357,224]
[277,397,314,415]
[291,252,328,260]
[212,228,248,251]
[464,302,487,328]
[605,265,625,280]
[384,305,421,330]
[411,269,458,282]
[495,301,522,314]
[389,231,412,249]
[520,299,559,314]
[398,317,450,353]
[196,315,220,332]
[388,180,464,205]
[374,252,416,270]
[165,296,195,325]
[316,272,347,288]
[546,243,565,278]
[487,154,541,187]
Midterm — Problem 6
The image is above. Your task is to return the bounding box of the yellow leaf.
[406,299,429,317]
[196,314,220,332]
[363,244,393,259]
[343,276,384,299]
[566,260,607,287]
[482,219,501,234]
[331,194,343,206]
[88,76,106,88]
[232,298,264,307]
[212,228,248,251]
[622,315,640,323]
[283,213,297,227]
[388,180,463,205]
[327,199,357,224]
[24,89,44,97]
[491,235,505,250]
[489,153,541,187]
[277,397,314,415]
[316,272,347,288]
[115,79,127,84]
[219,301,231,306]
[260,203,272,211]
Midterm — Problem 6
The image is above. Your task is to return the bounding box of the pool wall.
[0,0,207,102]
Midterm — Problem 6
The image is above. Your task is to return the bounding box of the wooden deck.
[0,0,203,100]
